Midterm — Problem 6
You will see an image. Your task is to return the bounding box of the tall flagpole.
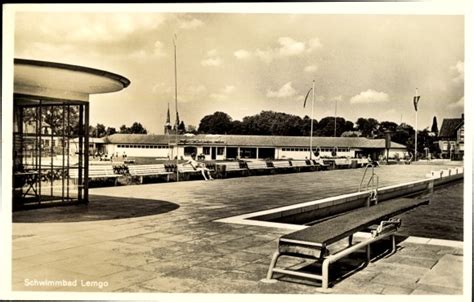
[310,80,315,160]
[414,88,418,162]
[174,34,179,181]
[334,98,337,137]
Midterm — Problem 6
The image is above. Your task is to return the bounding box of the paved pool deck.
[11,164,465,295]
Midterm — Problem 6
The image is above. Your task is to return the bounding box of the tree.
[95,123,106,137]
[23,106,80,136]
[418,128,440,158]
[314,117,347,137]
[344,121,355,133]
[377,121,399,138]
[130,122,147,134]
[356,117,380,137]
[106,127,116,136]
[186,125,197,134]
[240,111,307,136]
[198,111,234,134]
[301,115,317,136]
[431,116,438,135]
[119,124,130,134]
[88,125,96,137]
[392,123,415,153]
[229,120,243,134]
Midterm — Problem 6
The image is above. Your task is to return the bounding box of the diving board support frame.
[264,220,399,289]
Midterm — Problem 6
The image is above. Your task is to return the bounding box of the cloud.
[152,82,172,95]
[350,89,389,104]
[15,13,171,60]
[207,49,218,56]
[234,49,251,59]
[278,37,306,56]
[450,61,464,84]
[255,49,274,63]
[201,49,222,67]
[223,85,235,94]
[448,96,464,108]
[267,82,297,98]
[19,13,167,44]
[201,57,222,66]
[153,40,166,57]
[210,85,236,101]
[307,38,322,51]
[178,17,204,29]
[188,85,207,95]
[304,65,318,73]
[253,36,322,63]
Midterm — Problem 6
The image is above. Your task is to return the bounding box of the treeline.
[197,111,440,155]
[89,122,147,137]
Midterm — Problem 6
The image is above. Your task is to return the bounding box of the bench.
[246,161,273,175]
[264,196,430,289]
[177,165,204,180]
[271,160,296,172]
[216,161,248,178]
[176,163,216,180]
[312,159,329,171]
[334,158,352,169]
[290,160,313,172]
[127,164,173,183]
[69,165,120,186]
[357,158,369,168]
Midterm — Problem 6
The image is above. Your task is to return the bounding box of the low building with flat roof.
[102,133,408,160]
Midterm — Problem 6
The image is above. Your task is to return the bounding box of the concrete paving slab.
[418,254,463,290]
[411,284,463,295]
[11,164,465,295]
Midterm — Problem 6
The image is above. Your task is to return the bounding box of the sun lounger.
[265,196,430,289]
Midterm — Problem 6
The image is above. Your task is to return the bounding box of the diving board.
[264,196,430,289]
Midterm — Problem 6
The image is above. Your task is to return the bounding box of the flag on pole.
[413,95,421,111]
[303,87,313,108]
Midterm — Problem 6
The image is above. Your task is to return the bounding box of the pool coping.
[215,175,463,249]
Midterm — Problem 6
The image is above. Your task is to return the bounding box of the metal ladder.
[359,163,379,206]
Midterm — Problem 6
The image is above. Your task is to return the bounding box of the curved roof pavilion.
[14,58,130,102]
[12,59,130,209]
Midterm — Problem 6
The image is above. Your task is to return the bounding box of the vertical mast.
[174,34,179,181]
[414,88,418,161]
[310,80,315,160]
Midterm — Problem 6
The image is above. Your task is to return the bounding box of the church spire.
[164,103,172,134]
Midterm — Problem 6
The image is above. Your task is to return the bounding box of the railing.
[359,163,379,206]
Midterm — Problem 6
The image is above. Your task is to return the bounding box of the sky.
[14,12,464,134]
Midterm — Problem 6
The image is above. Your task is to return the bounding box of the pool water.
[395,180,463,241]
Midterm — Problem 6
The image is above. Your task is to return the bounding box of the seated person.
[183,157,214,181]
[313,151,324,165]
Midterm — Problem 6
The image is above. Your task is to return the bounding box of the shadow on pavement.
[12,194,179,223]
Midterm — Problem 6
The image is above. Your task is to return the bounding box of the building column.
[256,148,259,159]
